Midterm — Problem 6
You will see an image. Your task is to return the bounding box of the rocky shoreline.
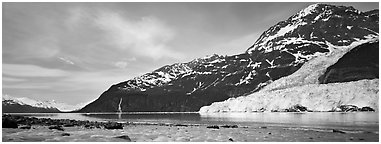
[2,114,379,142]
[2,114,124,130]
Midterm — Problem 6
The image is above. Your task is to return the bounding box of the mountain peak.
[291,3,362,21]
[246,3,377,54]
[292,3,322,19]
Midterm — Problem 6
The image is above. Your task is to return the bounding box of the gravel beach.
[2,114,378,142]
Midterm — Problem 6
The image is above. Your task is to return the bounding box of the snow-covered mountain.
[200,37,379,113]
[79,3,378,112]
[2,95,87,113]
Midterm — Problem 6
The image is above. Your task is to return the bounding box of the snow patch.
[236,71,255,86]
[261,22,307,53]
[292,3,320,21]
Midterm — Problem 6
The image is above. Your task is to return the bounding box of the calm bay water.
[9,112,379,132]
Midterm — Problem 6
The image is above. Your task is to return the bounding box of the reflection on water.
[200,112,379,131]
[8,112,378,132]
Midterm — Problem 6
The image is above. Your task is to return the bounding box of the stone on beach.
[49,125,65,131]
[153,136,170,142]
[19,125,32,129]
[114,135,132,141]
[332,129,346,134]
[63,123,75,127]
[2,118,18,128]
[61,133,71,136]
[221,125,238,128]
[104,122,123,130]
[175,124,188,127]
[206,125,220,129]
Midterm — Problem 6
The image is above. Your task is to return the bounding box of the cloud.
[92,10,184,60]
[210,32,261,56]
[114,61,129,69]
[2,84,52,89]
[113,57,137,69]
[3,64,68,77]
[2,77,26,82]
[58,57,75,65]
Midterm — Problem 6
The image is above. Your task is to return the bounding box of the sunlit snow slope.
[199,38,378,113]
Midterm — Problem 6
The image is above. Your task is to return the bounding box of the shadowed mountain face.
[79,4,379,112]
[319,41,379,84]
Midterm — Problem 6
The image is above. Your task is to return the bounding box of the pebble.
[49,125,65,131]
[61,133,70,136]
[206,125,219,129]
[221,125,238,128]
[153,136,169,142]
[229,138,234,141]
[175,137,190,142]
[114,135,132,141]
[19,125,32,129]
[332,129,345,134]
[104,122,123,130]
[175,124,188,127]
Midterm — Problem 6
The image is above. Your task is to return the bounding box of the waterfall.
[118,98,123,113]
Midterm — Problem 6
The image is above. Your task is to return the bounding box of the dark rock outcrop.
[339,105,359,112]
[330,105,376,112]
[360,107,375,112]
[285,104,310,112]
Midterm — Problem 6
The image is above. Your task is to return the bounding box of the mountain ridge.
[79,3,379,112]
[2,95,87,113]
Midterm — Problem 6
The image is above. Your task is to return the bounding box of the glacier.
[199,37,379,113]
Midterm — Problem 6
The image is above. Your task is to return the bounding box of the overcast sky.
[2,2,378,105]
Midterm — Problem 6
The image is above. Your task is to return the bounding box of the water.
[8,112,379,132]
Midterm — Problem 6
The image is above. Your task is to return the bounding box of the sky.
[2,2,379,105]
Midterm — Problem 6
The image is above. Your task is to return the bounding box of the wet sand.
[2,121,378,142]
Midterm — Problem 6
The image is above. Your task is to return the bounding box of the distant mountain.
[79,3,378,112]
[2,95,87,113]
[2,95,60,113]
